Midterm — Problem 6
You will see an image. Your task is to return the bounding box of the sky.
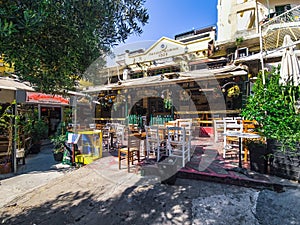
[108,0,218,64]
[120,0,218,46]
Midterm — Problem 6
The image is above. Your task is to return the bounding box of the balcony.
[261,5,300,51]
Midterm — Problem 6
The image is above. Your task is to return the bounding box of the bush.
[241,67,300,151]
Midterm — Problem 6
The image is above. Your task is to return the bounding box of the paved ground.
[0,141,300,225]
[0,142,73,208]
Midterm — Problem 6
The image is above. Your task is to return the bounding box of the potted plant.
[30,119,49,154]
[50,122,67,162]
[245,138,269,174]
[0,103,14,173]
[51,134,65,161]
[241,67,300,180]
[51,133,66,161]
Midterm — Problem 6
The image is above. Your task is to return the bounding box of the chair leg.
[127,152,130,172]
[118,150,121,170]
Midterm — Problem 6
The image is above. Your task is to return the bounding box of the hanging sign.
[26,92,69,105]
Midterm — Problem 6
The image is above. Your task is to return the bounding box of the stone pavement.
[0,138,300,224]
[0,141,73,208]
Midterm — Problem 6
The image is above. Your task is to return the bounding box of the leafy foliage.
[0,102,16,156]
[241,67,300,150]
[31,118,49,144]
[0,0,149,93]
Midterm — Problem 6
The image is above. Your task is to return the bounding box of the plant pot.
[268,139,300,182]
[248,143,269,174]
[0,162,12,174]
[53,151,64,162]
[30,143,41,154]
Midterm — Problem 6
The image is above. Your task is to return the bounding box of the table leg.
[238,137,242,168]
[110,133,114,149]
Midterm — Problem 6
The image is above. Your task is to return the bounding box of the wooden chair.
[242,120,257,134]
[242,120,259,161]
[118,134,140,172]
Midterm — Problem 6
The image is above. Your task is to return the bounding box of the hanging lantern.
[221,82,240,98]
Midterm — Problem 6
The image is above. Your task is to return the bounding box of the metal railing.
[260,5,300,52]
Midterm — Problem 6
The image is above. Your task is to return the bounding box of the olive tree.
[0,0,148,93]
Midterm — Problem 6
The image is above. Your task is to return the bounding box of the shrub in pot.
[241,68,300,180]
[51,134,66,162]
[51,122,67,162]
[30,119,48,154]
[245,139,270,174]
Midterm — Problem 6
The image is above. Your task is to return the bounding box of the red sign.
[26,92,69,105]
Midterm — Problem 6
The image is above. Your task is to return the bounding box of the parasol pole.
[259,21,266,85]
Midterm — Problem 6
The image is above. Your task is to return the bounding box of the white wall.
[217,0,233,42]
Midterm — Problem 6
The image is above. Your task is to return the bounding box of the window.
[275,4,291,15]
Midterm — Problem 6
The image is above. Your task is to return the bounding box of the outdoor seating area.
[62,116,265,176]
[58,116,298,188]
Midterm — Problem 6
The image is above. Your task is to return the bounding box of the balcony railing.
[260,5,300,52]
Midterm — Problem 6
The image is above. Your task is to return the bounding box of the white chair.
[178,121,192,151]
[166,126,190,168]
[115,125,126,148]
[223,117,235,120]
[101,127,111,151]
[165,120,177,127]
[178,121,192,133]
[176,118,193,126]
[213,119,225,143]
[223,120,243,158]
[89,123,96,129]
[145,126,166,161]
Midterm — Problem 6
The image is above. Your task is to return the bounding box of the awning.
[82,84,112,93]
[234,48,300,64]
[82,65,248,93]
[0,77,34,91]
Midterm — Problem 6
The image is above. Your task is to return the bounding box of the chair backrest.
[167,126,186,143]
[165,120,177,127]
[127,134,140,150]
[178,121,192,129]
[213,119,225,142]
[102,127,110,138]
[223,117,235,120]
[178,121,192,136]
[224,120,243,133]
[242,120,257,133]
[176,119,192,126]
[234,117,242,120]
[145,126,160,141]
[115,125,126,145]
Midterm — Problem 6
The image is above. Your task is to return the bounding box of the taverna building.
[81,0,300,128]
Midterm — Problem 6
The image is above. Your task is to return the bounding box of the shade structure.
[279,35,300,86]
[82,64,248,94]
